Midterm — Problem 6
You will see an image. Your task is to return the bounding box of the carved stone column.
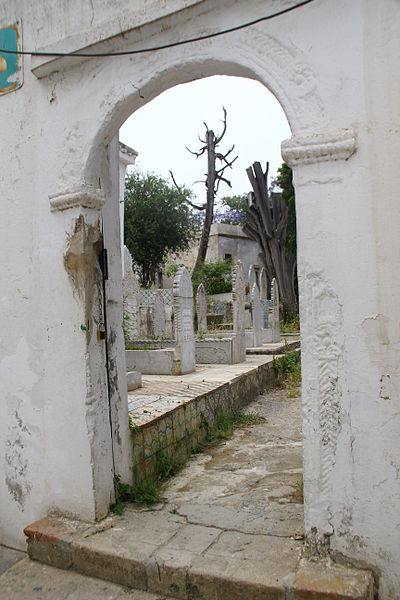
[282,129,357,556]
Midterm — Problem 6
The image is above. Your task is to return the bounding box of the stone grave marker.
[196,283,207,333]
[232,261,246,362]
[173,267,195,374]
[122,247,140,341]
[270,277,280,343]
[153,291,166,339]
[251,282,262,347]
[248,264,257,291]
[259,267,268,299]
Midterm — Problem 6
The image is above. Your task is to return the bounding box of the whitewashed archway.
[2,1,400,595]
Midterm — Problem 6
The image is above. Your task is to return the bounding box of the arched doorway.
[10,1,398,591]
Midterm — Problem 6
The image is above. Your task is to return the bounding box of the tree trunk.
[194,130,216,271]
[245,163,298,319]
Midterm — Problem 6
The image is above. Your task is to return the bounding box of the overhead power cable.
[1,0,315,58]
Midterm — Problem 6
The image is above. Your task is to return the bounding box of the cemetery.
[123,248,286,373]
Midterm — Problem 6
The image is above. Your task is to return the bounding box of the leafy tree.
[214,194,248,225]
[275,163,296,256]
[191,259,233,295]
[124,171,197,286]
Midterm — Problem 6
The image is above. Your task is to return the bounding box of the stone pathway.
[0,557,175,599]
[15,383,374,599]
[161,388,304,539]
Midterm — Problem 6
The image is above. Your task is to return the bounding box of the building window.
[224,253,232,261]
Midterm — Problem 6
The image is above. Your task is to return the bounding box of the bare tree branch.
[186,145,206,158]
[169,170,206,210]
[215,106,227,144]
[215,174,232,191]
[215,155,237,175]
[215,144,235,162]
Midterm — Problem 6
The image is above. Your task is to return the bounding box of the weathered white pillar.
[101,137,134,484]
[119,143,137,278]
[48,183,116,521]
[283,129,369,554]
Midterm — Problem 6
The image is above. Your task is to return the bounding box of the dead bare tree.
[244,161,298,318]
[171,107,237,272]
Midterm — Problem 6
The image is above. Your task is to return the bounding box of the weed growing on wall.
[111,407,264,514]
[273,350,301,395]
[200,407,264,445]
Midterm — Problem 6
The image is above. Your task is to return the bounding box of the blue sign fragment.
[0,20,23,95]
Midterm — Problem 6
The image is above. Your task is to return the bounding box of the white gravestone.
[259,267,268,300]
[232,261,246,363]
[122,247,140,341]
[270,278,281,343]
[196,283,207,334]
[153,292,166,339]
[251,282,263,347]
[173,267,196,374]
[248,264,257,291]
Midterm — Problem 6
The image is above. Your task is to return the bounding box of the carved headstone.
[164,305,174,340]
[173,267,195,374]
[153,292,166,339]
[259,267,268,299]
[232,261,246,362]
[248,264,256,291]
[251,283,262,347]
[139,306,153,340]
[270,278,281,343]
[260,299,271,329]
[122,247,140,341]
[196,283,207,333]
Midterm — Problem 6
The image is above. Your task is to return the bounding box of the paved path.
[160,387,304,539]
[4,382,373,598]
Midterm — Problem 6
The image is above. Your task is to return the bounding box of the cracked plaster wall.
[1,1,399,595]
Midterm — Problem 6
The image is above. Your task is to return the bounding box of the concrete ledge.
[24,518,374,600]
[247,339,300,355]
[195,338,234,364]
[126,348,179,375]
[127,370,142,391]
[292,561,374,599]
[129,359,277,483]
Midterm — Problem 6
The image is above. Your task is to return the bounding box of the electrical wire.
[1,0,315,58]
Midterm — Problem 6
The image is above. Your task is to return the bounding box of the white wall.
[1,0,399,595]
[206,224,263,282]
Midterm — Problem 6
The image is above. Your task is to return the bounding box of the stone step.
[24,515,374,600]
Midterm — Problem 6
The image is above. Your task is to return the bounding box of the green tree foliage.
[275,163,296,256]
[192,260,233,295]
[216,194,248,225]
[124,171,197,286]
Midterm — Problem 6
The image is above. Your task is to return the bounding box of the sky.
[119,75,291,205]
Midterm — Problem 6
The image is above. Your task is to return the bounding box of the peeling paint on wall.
[5,409,32,509]
[1,338,38,511]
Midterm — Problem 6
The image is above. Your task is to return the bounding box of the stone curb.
[24,518,374,600]
[246,340,300,355]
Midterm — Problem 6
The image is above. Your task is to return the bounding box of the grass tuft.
[273,350,301,395]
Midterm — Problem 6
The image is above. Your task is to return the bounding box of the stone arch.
[47,24,328,205]
[42,4,358,567]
